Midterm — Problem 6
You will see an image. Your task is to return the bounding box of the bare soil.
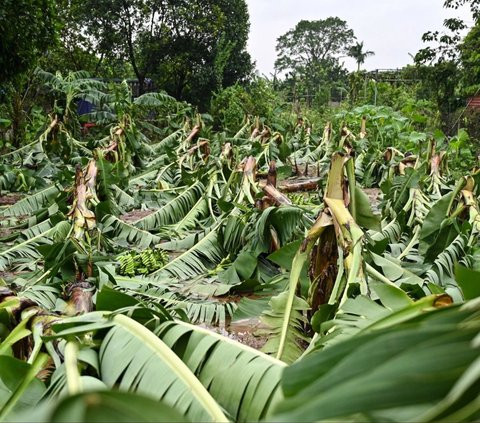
[199,317,269,350]
[120,209,154,223]
[0,227,14,238]
[0,194,23,206]
[228,317,269,350]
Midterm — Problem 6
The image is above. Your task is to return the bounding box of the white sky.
[246,0,473,76]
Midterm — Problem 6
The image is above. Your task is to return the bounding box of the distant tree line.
[0,0,253,107]
[272,17,378,107]
[413,0,480,130]
[0,0,478,128]
[271,0,479,133]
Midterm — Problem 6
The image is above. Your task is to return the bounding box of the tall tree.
[348,41,375,71]
[147,0,253,104]
[416,0,479,64]
[216,0,253,88]
[459,22,480,96]
[38,0,128,77]
[274,18,355,105]
[53,0,252,105]
[414,0,480,131]
[151,1,229,102]
[0,0,57,84]
[68,0,170,92]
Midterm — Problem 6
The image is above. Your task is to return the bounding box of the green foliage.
[416,0,479,65]
[275,18,355,74]
[274,298,480,422]
[11,391,187,422]
[414,0,480,133]
[156,320,285,422]
[53,0,252,106]
[459,22,480,96]
[275,18,355,105]
[347,41,375,71]
[0,0,57,83]
[460,108,480,148]
[211,79,283,134]
[259,291,310,364]
[456,265,480,299]
[1,51,480,423]
[0,354,47,419]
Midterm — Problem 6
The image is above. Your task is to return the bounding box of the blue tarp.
[77,99,95,115]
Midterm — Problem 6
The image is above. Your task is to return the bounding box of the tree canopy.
[43,0,252,106]
[275,18,355,74]
[459,22,480,95]
[413,0,480,126]
[0,0,57,84]
[415,0,480,64]
[274,17,355,105]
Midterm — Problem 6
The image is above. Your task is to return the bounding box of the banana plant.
[262,145,381,363]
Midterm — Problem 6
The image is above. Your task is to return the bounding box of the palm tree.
[348,41,375,71]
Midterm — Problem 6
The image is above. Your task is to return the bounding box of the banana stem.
[365,263,397,286]
[397,226,421,260]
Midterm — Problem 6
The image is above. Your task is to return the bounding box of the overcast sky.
[245,0,473,76]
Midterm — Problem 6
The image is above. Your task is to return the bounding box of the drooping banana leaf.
[101,215,162,249]
[156,320,286,422]
[133,182,204,231]
[154,223,226,280]
[370,252,425,287]
[50,313,228,422]
[8,391,187,423]
[272,299,480,422]
[0,185,61,217]
[0,221,57,271]
[151,129,185,153]
[311,283,453,349]
[259,291,310,364]
[166,197,209,235]
[113,278,236,326]
[0,354,48,420]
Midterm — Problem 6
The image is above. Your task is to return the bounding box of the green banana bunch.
[117,248,169,277]
[118,253,136,277]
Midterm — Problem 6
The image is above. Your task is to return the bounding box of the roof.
[467,95,480,108]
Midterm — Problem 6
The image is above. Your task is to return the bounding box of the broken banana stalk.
[263,184,292,206]
[65,163,99,313]
[184,123,201,144]
[267,160,277,187]
[262,160,292,206]
[275,152,366,361]
[279,179,320,193]
[67,166,96,241]
[236,156,260,205]
[65,281,95,315]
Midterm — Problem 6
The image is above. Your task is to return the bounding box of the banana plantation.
[0,69,479,422]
